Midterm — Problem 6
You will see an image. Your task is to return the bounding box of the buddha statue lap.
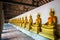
[25,15,33,30]
[41,8,57,35]
[30,14,42,34]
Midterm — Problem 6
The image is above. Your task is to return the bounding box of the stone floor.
[1,23,34,40]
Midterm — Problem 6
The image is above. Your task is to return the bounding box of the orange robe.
[48,16,57,25]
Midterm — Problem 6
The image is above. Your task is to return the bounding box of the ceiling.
[0,0,53,20]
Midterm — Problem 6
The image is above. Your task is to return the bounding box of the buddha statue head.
[25,16,27,20]
[20,18,21,20]
[49,8,55,16]
[37,13,40,19]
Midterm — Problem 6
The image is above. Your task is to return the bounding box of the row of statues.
[9,8,57,36]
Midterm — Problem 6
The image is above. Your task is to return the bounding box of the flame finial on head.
[50,8,55,15]
[37,13,40,17]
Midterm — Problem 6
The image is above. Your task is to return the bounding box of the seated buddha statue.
[19,18,21,23]
[43,8,57,28]
[14,19,16,25]
[31,13,42,34]
[23,16,28,28]
[25,15,33,30]
[21,17,24,27]
[17,18,21,26]
[41,8,57,35]
[29,15,33,26]
[35,14,42,27]
[16,18,20,26]
[19,18,22,27]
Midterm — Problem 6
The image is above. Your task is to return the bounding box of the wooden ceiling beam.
[43,0,47,3]
[41,1,44,5]
[0,0,37,7]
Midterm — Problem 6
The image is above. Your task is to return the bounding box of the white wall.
[11,0,60,24]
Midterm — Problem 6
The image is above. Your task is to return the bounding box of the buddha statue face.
[50,11,55,16]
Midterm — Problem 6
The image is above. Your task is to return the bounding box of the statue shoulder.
[54,16,57,18]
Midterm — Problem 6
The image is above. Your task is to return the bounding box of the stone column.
[0,2,4,39]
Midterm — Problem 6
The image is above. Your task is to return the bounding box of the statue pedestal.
[30,25,41,34]
[39,32,55,40]
[25,24,31,30]
[41,25,55,36]
[22,23,26,28]
[19,24,21,27]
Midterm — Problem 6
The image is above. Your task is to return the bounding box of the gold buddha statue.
[25,16,28,25]
[29,15,33,26]
[35,14,42,27]
[41,8,57,35]
[19,18,21,23]
[30,13,42,34]
[17,18,20,26]
[25,15,33,30]
[16,18,20,26]
[19,18,22,27]
[23,16,28,28]
[21,17,24,27]
[46,8,57,25]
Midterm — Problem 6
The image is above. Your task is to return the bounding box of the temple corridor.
[0,0,60,40]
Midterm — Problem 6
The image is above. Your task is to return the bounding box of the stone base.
[25,24,31,30]
[22,24,26,28]
[39,32,55,40]
[30,26,41,34]
[41,27,55,36]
